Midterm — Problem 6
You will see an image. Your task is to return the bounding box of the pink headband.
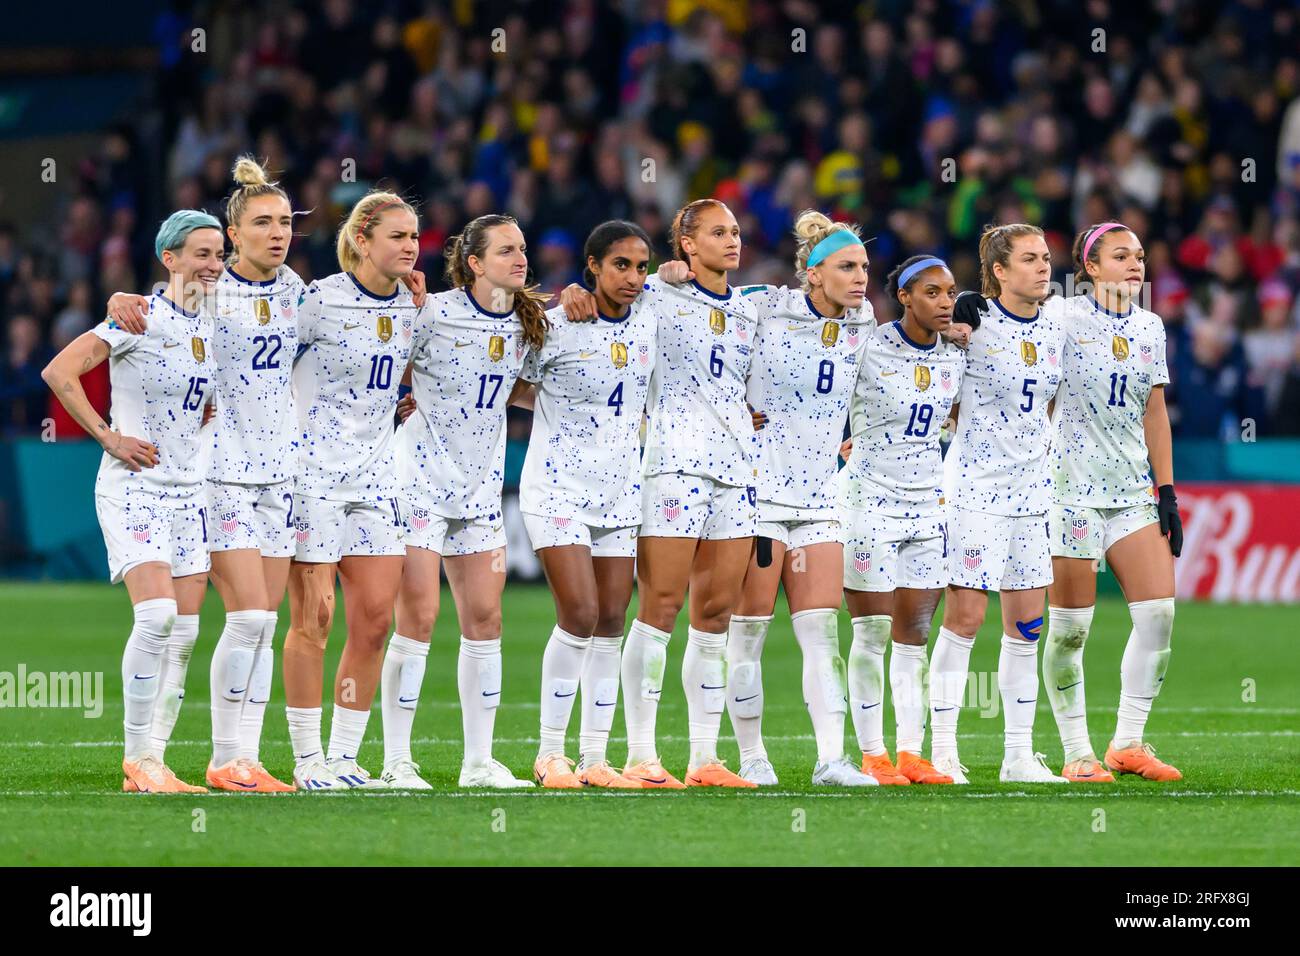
[358,200,404,236]
[1082,222,1128,264]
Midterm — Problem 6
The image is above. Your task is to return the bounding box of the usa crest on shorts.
[853,551,871,573]
[661,497,681,521]
[1071,517,1089,540]
[963,547,983,570]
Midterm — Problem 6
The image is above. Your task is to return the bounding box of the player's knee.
[692,597,735,634]
[131,598,178,655]
[943,603,983,638]
[398,596,439,641]
[461,608,503,641]
[639,591,683,633]
[558,598,600,637]
[594,609,628,639]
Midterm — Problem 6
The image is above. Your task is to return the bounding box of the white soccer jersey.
[519,300,656,526]
[207,265,305,484]
[291,272,417,502]
[743,285,875,515]
[945,296,1066,516]
[1052,295,1169,508]
[92,293,214,504]
[642,276,758,488]
[398,288,530,519]
[841,320,965,518]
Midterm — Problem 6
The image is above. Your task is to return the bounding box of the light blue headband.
[155,209,223,263]
[898,256,948,289]
[807,229,864,268]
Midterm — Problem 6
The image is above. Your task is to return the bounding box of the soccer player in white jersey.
[107,157,304,792]
[561,199,759,788]
[282,192,420,791]
[933,223,1069,784]
[387,214,548,790]
[515,222,654,790]
[42,210,223,793]
[839,255,967,787]
[1044,223,1183,782]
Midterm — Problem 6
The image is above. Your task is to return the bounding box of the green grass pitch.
[0,581,1296,866]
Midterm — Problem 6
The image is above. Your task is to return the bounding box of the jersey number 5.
[1020,378,1037,413]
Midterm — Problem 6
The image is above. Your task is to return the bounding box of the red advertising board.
[1177,483,1300,602]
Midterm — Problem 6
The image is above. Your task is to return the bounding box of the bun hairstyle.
[977,222,1044,298]
[1072,222,1135,290]
[669,198,728,263]
[582,219,652,287]
[225,156,293,265]
[335,190,416,273]
[445,213,550,351]
[792,208,862,292]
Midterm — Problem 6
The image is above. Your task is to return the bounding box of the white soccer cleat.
[381,759,433,790]
[293,756,346,792]
[811,757,880,787]
[1000,752,1069,784]
[932,753,970,784]
[739,756,779,786]
[458,758,534,789]
[326,756,386,789]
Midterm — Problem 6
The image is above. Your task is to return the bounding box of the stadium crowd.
[4,0,1300,443]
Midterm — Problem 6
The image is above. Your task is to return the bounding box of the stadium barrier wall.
[2,437,1298,601]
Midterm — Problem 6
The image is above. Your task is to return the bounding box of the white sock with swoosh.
[579,634,622,768]
[459,636,502,767]
[381,632,429,769]
[538,625,589,760]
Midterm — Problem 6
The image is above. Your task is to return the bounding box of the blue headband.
[806,229,864,268]
[898,257,948,289]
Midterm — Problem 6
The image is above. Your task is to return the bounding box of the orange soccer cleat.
[622,758,686,789]
[579,761,642,789]
[122,756,207,794]
[207,758,296,793]
[896,751,954,785]
[1104,742,1182,782]
[534,753,584,789]
[684,761,758,788]
[861,751,912,785]
[1061,757,1116,783]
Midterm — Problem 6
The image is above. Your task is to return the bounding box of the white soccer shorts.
[95,494,210,584]
[1049,501,1158,560]
[841,508,947,591]
[522,513,637,557]
[400,501,507,557]
[291,494,405,563]
[946,505,1052,591]
[207,480,295,557]
[638,472,757,540]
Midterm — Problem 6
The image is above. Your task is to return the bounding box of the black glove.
[1157,484,1182,557]
[756,536,773,568]
[953,290,988,331]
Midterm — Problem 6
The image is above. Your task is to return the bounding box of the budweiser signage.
[1176,483,1300,603]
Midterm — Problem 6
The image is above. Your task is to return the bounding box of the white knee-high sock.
[622,619,670,766]
[793,608,848,764]
[123,598,176,761]
[890,642,929,755]
[929,626,974,761]
[725,615,772,763]
[579,634,623,768]
[999,633,1040,763]
[1114,598,1175,748]
[237,610,277,762]
[210,609,265,766]
[150,612,199,760]
[381,633,429,768]
[458,636,502,767]
[326,704,371,762]
[848,615,890,756]
[682,627,728,770]
[538,625,590,759]
[1044,605,1095,762]
[287,706,323,766]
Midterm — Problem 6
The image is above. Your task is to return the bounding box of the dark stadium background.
[1,0,1298,598]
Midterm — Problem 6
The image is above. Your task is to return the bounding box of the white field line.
[1,788,1298,800]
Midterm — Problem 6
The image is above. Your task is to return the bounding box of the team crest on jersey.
[709,308,726,335]
[191,337,206,362]
[611,342,628,368]
[409,507,429,531]
[1020,341,1037,366]
[488,335,505,362]
[940,367,954,391]
[294,515,310,544]
[821,321,840,347]
[853,551,871,574]
[963,547,983,570]
[1047,345,1059,367]
[847,326,860,347]
[219,511,240,535]
[254,298,271,325]
[1071,517,1089,541]
[1140,343,1154,364]
[914,365,932,391]
[638,343,650,366]
[661,497,682,521]
[402,316,413,340]
[1112,336,1130,360]
[130,522,151,544]
[377,315,394,342]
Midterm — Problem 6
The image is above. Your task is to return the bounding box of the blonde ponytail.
[792,208,861,291]
[336,190,415,273]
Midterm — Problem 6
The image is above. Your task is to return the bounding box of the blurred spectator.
[1,315,52,434]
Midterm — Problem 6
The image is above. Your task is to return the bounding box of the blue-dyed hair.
[154,209,223,263]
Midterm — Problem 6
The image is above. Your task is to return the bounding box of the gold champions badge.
[611,342,628,368]
[821,321,840,347]
[1112,336,1130,360]
[254,298,271,325]
[191,337,206,362]
[376,315,393,342]
[709,307,726,335]
[1020,340,1038,366]
[488,334,505,361]
[914,365,931,390]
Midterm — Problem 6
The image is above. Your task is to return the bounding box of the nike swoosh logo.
[676,309,691,316]
[343,323,361,330]
[859,702,880,710]
[934,706,955,712]
[700,684,725,690]
[553,690,576,698]
[247,698,268,705]
[1075,772,1096,778]
[491,525,503,533]
[296,752,319,760]
[1016,697,1036,704]
[1056,681,1082,691]
[880,370,898,376]
[132,674,156,680]
[647,689,661,697]
[454,340,472,347]
[398,696,418,703]
[482,690,501,697]
[229,687,246,696]
[786,323,802,331]
[634,776,666,784]
[734,694,759,702]
[986,348,1005,355]
[163,342,180,349]
[1077,339,1097,345]
[579,350,597,359]
[595,700,615,707]
[224,779,259,789]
